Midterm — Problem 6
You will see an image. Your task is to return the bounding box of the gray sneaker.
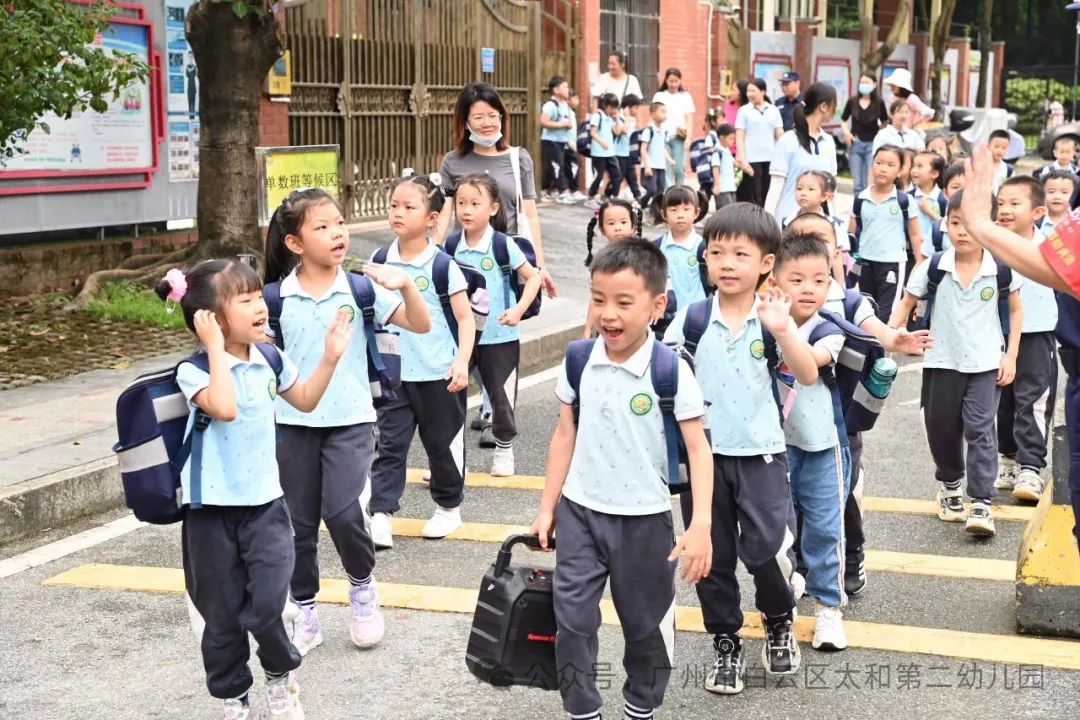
[936,487,966,523]
[995,457,1019,490]
[1012,469,1046,503]
[964,504,996,537]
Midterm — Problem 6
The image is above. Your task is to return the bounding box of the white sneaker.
[1012,469,1046,503]
[558,191,576,204]
[812,604,848,651]
[422,505,462,539]
[570,191,588,202]
[965,503,996,537]
[265,672,303,719]
[791,572,806,601]
[995,456,1019,490]
[223,699,250,720]
[936,487,966,523]
[370,512,394,549]
[491,446,515,477]
[291,604,323,657]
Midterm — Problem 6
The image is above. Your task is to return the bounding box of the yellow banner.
[257,145,340,226]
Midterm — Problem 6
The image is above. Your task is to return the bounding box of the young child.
[926,134,952,163]
[785,171,847,282]
[889,190,1023,538]
[872,100,925,154]
[262,189,431,656]
[712,123,738,210]
[530,238,713,720]
[1036,136,1079,181]
[583,197,644,266]
[640,101,674,202]
[665,203,817,694]
[156,259,350,719]
[1040,169,1078,236]
[696,109,723,200]
[849,145,922,321]
[900,148,917,193]
[988,129,1015,193]
[587,93,625,207]
[567,89,586,201]
[540,75,576,204]
[616,94,643,201]
[923,161,967,256]
[784,212,933,596]
[368,174,476,549]
[909,151,947,255]
[650,185,708,309]
[449,174,542,477]
[993,176,1057,502]
[771,233,853,651]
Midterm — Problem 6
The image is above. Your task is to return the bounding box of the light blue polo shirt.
[872,126,925,153]
[824,279,877,327]
[909,186,944,247]
[640,124,667,170]
[665,297,787,456]
[590,111,616,158]
[176,347,299,506]
[735,102,783,163]
[713,145,737,193]
[451,226,528,346]
[371,240,467,381]
[1041,216,1060,237]
[659,231,706,308]
[770,130,839,223]
[906,248,1024,373]
[854,187,918,262]
[779,314,845,452]
[614,114,635,158]
[921,218,952,257]
[1016,228,1059,334]
[540,98,572,143]
[270,267,401,427]
[555,333,706,515]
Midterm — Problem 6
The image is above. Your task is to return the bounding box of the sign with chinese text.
[256,145,341,227]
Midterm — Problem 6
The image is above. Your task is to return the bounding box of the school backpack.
[112,344,285,524]
[851,189,911,258]
[653,237,712,299]
[576,120,592,158]
[930,221,950,253]
[371,245,489,342]
[443,230,541,321]
[264,271,401,407]
[627,129,643,166]
[688,137,715,186]
[916,250,1013,336]
[565,339,702,494]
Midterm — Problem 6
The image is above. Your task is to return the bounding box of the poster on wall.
[3,22,152,172]
[168,119,200,181]
[815,58,852,125]
[165,0,199,181]
[752,55,794,105]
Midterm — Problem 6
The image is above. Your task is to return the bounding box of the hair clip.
[162,268,187,314]
[429,172,442,187]
[592,207,601,218]
[402,167,415,178]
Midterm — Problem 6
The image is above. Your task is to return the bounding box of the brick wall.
[658,0,720,124]
[259,96,290,147]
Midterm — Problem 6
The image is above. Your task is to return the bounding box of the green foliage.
[87,281,187,330]
[1006,77,1074,136]
[0,0,149,163]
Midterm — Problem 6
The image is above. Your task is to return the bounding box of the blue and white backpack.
[443,230,541,321]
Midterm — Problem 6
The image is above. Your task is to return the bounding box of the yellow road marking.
[44,563,1080,671]
[405,470,1036,522]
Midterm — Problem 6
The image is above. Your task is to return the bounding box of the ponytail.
[794,82,838,155]
[263,187,337,284]
[585,215,599,266]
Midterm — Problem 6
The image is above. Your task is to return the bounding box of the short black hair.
[999,175,1046,208]
[947,188,997,221]
[989,129,1011,143]
[588,237,668,296]
[716,123,735,138]
[783,211,837,248]
[776,232,832,269]
[648,184,706,225]
[599,93,620,110]
[1054,135,1077,150]
[621,93,641,109]
[943,161,966,188]
[702,202,780,256]
[650,101,665,113]
[1042,169,1080,189]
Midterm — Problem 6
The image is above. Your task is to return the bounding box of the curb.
[0,319,584,546]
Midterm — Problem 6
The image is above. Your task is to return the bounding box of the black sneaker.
[470,410,491,431]
[845,560,867,596]
[762,617,800,675]
[704,634,743,695]
[479,424,496,448]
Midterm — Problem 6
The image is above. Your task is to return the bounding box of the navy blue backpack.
[576,119,592,158]
[916,251,1013,336]
[443,230,541,321]
[112,344,284,524]
[264,271,402,407]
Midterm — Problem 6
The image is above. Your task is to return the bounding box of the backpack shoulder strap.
[491,231,515,309]
[372,245,389,265]
[431,250,458,338]
[565,339,595,425]
[681,298,713,355]
[931,223,945,252]
[347,271,388,375]
[443,231,462,258]
[649,342,681,484]
[926,252,946,293]
[897,189,911,247]
[841,288,864,324]
[253,342,285,382]
[853,195,864,237]
[263,281,285,350]
[996,259,1013,336]
[936,191,948,215]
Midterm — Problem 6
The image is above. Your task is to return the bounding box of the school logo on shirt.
[889,206,900,215]
[338,304,356,323]
[267,378,278,400]
[415,275,431,292]
[687,255,698,267]
[630,393,654,416]
[980,287,996,301]
[750,339,766,360]
[481,257,495,271]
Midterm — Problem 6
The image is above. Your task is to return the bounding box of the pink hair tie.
[163,268,188,306]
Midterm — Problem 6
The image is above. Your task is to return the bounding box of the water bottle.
[862,357,898,400]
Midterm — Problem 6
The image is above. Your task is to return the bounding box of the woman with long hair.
[765,82,839,224]
[652,67,696,187]
[734,77,783,206]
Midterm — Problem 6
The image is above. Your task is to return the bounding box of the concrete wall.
[748,31,797,102]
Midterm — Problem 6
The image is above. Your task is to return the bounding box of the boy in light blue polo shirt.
[994,176,1057,502]
[531,239,712,720]
[665,203,819,695]
[891,191,1023,538]
[587,93,623,204]
[640,102,671,201]
[711,123,737,209]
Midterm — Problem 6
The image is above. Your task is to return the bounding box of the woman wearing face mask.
[437,82,557,298]
[840,73,888,195]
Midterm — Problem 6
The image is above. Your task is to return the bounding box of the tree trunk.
[975,0,993,108]
[929,0,957,112]
[861,0,914,75]
[186,2,283,259]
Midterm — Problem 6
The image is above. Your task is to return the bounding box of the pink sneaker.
[292,605,323,656]
[349,582,385,649]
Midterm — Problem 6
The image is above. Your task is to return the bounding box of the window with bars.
[599,0,660,101]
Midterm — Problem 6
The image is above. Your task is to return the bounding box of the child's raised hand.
[323,308,353,361]
[756,286,794,335]
[193,310,225,352]
[961,145,996,234]
[445,357,469,393]
[498,307,522,327]
[894,328,934,355]
[362,263,411,292]
[918,196,935,218]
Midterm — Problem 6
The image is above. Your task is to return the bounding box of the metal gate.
[286,0,575,222]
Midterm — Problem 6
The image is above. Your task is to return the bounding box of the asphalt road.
[3,353,1080,719]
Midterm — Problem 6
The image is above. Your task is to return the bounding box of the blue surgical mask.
[858,83,874,96]
[469,129,502,148]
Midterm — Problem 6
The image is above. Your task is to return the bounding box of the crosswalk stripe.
[43,563,1080,671]
[404,469,1037,522]
[372,519,1016,582]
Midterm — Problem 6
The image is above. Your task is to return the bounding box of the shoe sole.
[964,522,996,537]
[421,524,461,539]
[704,680,744,695]
[761,645,801,676]
[845,580,867,597]
[490,469,515,477]
[350,628,385,649]
[812,639,848,652]
[295,632,324,657]
[1012,486,1042,502]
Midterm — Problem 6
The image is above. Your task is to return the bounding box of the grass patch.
[87,280,188,330]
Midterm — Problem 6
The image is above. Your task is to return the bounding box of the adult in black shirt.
[840,72,888,194]
[775,71,803,131]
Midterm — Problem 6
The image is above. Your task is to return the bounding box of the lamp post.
[1068,3,1080,120]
